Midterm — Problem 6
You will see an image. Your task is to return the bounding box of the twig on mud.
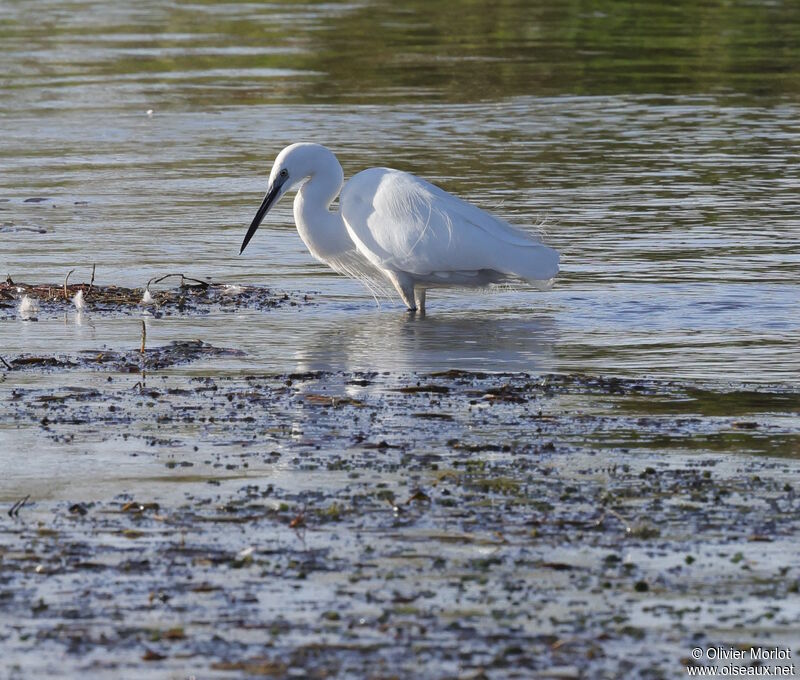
[64,269,75,300]
[147,273,209,290]
[551,637,578,652]
[289,503,307,529]
[88,263,96,296]
[0,355,11,370]
[289,503,308,545]
[602,507,632,533]
[8,494,30,518]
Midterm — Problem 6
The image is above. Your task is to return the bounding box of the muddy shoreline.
[2,353,799,678]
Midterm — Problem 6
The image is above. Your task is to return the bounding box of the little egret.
[240,143,559,312]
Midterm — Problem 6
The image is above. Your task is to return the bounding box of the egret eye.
[279,169,288,179]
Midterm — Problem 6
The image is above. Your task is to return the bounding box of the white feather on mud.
[18,295,39,319]
[72,289,86,311]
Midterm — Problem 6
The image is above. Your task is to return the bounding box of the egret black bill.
[240,177,285,255]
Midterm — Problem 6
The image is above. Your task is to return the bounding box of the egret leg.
[386,271,416,311]
[414,287,426,314]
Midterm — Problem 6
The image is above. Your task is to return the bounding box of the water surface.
[1,1,798,382]
[2,3,800,677]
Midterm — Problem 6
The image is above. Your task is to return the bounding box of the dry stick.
[8,494,30,518]
[147,273,209,289]
[179,275,210,288]
[147,273,183,289]
[87,263,96,296]
[64,269,75,300]
[0,355,11,370]
[605,507,632,533]
[140,320,147,354]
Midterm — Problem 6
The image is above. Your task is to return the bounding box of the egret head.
[240,143,338,255]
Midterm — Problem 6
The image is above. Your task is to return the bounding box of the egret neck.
[292,153,352,263]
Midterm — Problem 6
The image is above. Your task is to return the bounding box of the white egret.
[240,143,559,312]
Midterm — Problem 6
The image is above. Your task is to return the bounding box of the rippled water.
[1,1,798,383]
[1,5,799,675]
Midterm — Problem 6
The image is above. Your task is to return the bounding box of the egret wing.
[340,168,558,281]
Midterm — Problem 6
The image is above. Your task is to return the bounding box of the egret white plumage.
[240,143,559,312]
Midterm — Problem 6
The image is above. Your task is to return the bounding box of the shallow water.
[1,0,798,384]
[2,2,800,677]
